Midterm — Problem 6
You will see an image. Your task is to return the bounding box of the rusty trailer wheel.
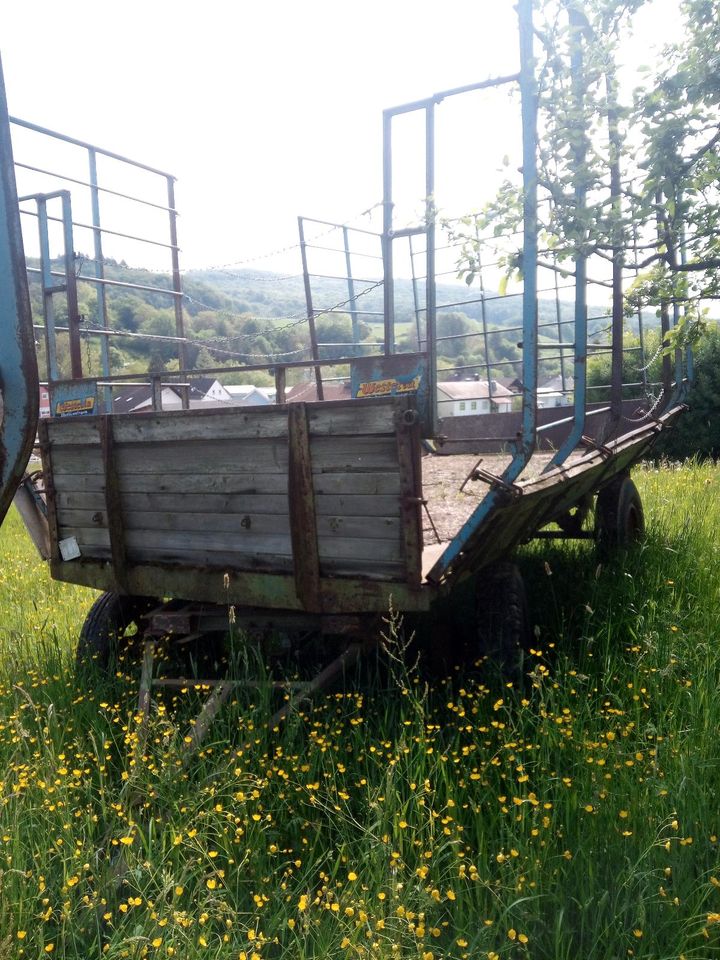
[77,592,155,674]
[595,473,645,556]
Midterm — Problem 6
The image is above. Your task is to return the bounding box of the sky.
[1,0,682,277]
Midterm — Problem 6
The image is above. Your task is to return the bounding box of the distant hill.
[28,258,614,386]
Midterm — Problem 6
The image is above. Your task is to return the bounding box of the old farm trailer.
[0,4,692,732]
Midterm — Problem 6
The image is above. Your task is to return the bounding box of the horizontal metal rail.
[298,216,382,239]
[26,266,183,299]
[18,205,179,252]
[302,244,383,261]
[10,115,176,180]
[15,161,175,214]
[385,73,521,117]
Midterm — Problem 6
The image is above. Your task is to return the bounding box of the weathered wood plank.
[48,446,104,475]
[51,436,399,478]
[47,408,290,445]
[287,403,322,612]
[56,489,404,519]
[53,470,402,498]
[315,495,401,517]
[60,524,403,565]
[58,526,111,552]
[114,409,290,443]
[307,401,400,437]
[45,400,402,448]
[63,525,294,556]
[59,507,403,545]
[311,436,399,472]
[46,418,100,446]
[50,442,286,477]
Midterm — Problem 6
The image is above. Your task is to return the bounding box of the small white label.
[59,537,81,561]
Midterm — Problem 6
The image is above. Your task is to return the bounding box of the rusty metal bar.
[10,115,176,179]
[298,217,324,400]
[274,365,286,404]
[382,109,395,354]
[88,147,111,411]
[18,206,179,251]
[60,192,83,379]
[25,263,185,299]
[15,160,175,213]
[425,102,438,436]
[267,643,365,730]
[36,197,59,382]
[183,682,235,753]
[166,176,187,377]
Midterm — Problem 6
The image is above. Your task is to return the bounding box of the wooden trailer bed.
[37,387,679,618]
[38,396,430,614]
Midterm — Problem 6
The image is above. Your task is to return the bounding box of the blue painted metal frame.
[0,58,39,525]
[427,0,538,581]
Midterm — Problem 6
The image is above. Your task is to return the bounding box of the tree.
[448,0,719,342]
[652,324,720,459]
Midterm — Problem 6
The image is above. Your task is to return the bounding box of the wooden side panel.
[308,410,410,581]
[43,397,423,605]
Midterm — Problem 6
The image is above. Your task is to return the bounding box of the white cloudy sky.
[1,0,681,274]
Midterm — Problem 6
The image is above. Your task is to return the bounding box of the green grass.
[0,460,719,958]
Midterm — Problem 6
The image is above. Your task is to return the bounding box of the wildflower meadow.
[0,459,718,959]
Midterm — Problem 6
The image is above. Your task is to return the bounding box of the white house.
[537,375,573,408]
[437,379,514,418]
[224,384,274,406]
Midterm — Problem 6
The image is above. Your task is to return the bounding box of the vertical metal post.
[607,67,624,425]
[342,226,361,346]
[37,198,59,382]
[166,177,187,383]
[382,109,395,355]
[408,235,424,351]
[548,4,588,467]
[60,191,83,379]
[274,365,287,404]
[518,0,538,461]
[631,209,648,393]
[672,191,686,394]
[476,229,494,399]
[88,148,111,411]
[553,258,566,395]
[656,191,672,406]
[679,216,694,386]
[297,217,324,401]
[425,103,438,436]
[151,375,163,411]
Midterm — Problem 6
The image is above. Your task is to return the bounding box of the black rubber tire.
[77,592,155,672]
[595,473,645,556]
[476,561,531,679]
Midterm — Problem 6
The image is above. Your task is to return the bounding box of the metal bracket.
[461,458,523,500]
[580,435,613,459]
